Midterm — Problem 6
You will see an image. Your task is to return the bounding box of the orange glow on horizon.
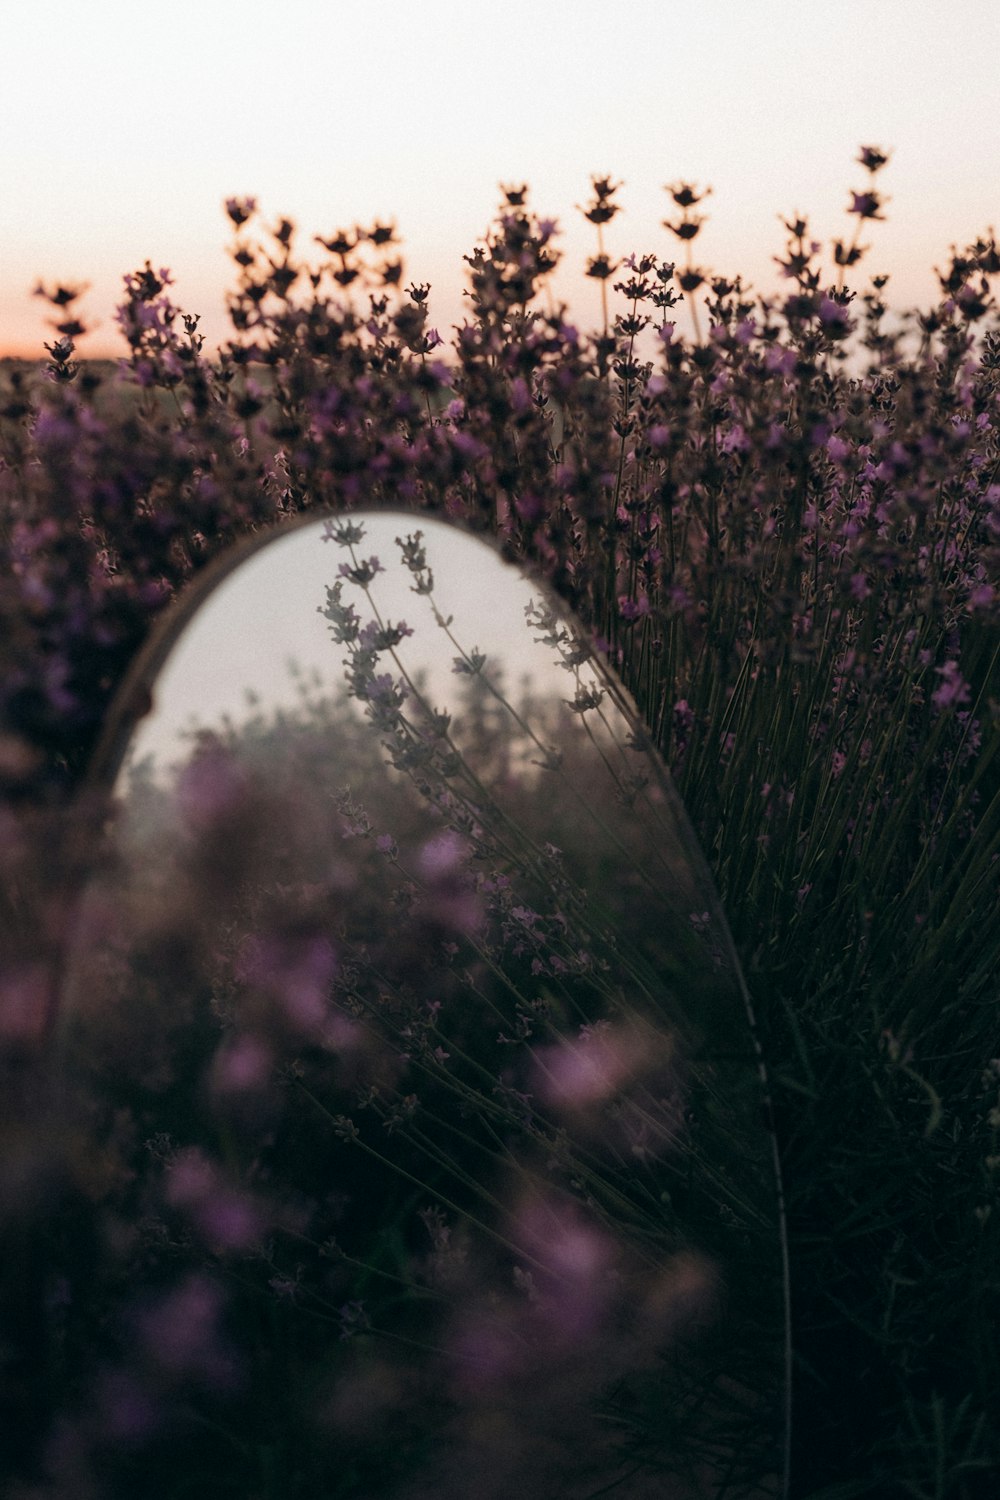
[3,0,999,361]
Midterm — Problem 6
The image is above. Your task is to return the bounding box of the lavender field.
[1,153,998,1497]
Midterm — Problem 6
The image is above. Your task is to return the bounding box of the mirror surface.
[61,513,788,1499]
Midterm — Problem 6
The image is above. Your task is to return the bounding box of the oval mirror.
[57,512,788,1499]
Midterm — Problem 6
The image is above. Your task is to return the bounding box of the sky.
[124,513,593,772]
[2,0,999,358]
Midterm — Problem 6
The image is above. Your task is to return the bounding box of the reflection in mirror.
[61,513,788,1499]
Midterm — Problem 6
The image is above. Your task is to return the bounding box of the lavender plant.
[1,147,998,1496]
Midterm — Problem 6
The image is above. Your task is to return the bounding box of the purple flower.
[534,1023,642,1110]
[337,556,384,586]
[0,962,51,1043]
[617,594,649,622]
[165,1149,267,1252]
[235,931,337,1035]
[176,743,249,824]
[211,1034,273,1095]
[136,1275,236,1389]
[848,190,886,221]
[932,660,971,711]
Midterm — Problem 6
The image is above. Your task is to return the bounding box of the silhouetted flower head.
[665,181,711,209]
[225,195,257,227]
[857,145,891,172]
[578,175,622,225]
[849,190,887,221]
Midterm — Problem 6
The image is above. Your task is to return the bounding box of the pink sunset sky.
[3,0,998,359]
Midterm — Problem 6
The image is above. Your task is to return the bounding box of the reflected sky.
[125,514,592,774]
